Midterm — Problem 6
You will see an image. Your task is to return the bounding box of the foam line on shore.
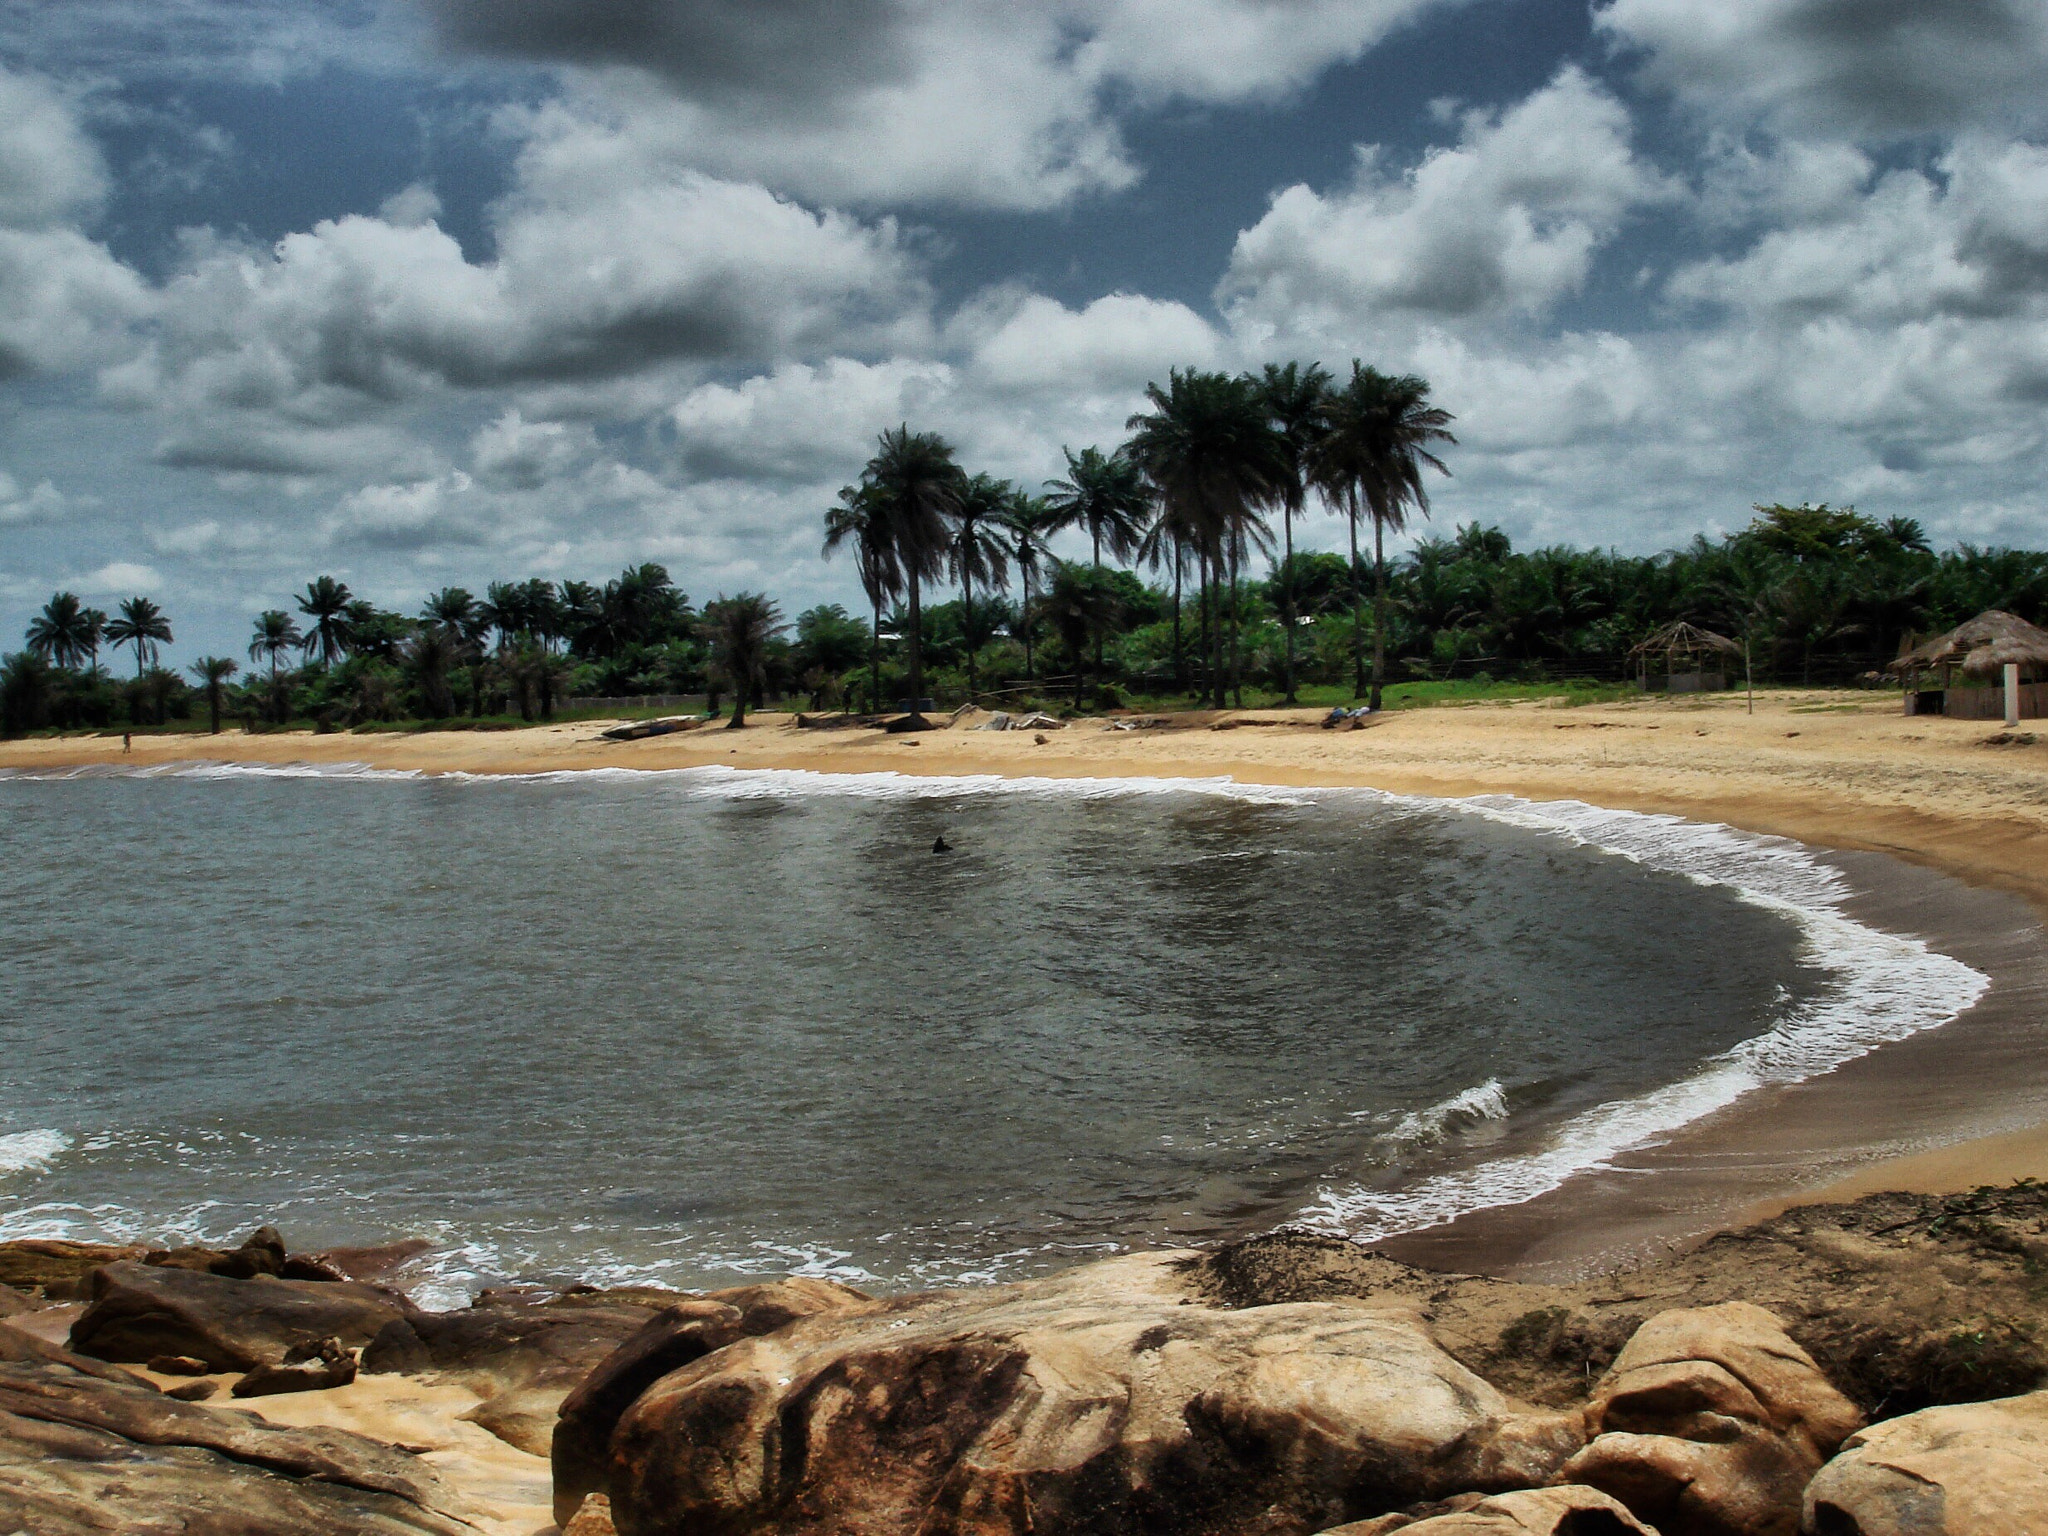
[2,758,1993,1261]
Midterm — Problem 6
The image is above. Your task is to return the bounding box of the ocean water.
[0,764,1985,1303]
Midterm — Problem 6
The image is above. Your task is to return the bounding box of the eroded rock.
[0,1325,474,1534]
[70,1259,416,1371]
[1802,1387,2048,1534]
[1323,1485,1656,1534]
[1561,1302,1863,1536]
[607,1253,1582,1536]
[0,1237,148,1300]
[551,1277,877,1523]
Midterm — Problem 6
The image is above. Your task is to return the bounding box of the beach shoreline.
[7,689,2046,1275]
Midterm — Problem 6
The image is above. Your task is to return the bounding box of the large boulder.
[1802,1388,2048,1533]
[1324,1485,1656,1534]
[362,1284,708,1456]
[0,1325,475,1534]
[606,1253,1583,1536]
[1561,1302,1864,1536]
[68,1259,417,1371]
[552,1278,878,1523]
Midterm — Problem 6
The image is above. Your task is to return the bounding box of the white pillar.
[2007,662,2022,727]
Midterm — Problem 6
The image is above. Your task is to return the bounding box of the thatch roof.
[1629,620,1741,660]
[1888,610,2048,679]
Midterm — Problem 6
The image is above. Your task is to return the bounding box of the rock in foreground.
[69,1259,417,1371]
[606,1254,1583,1536]
[1802,1387,2048,1534]
[0,1325,475,1535]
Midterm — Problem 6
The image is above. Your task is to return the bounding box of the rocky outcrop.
[605,1253,1582,1536]
[1325,1485,1656,1534]
[552,1278,877,1522]
[68,1259,416,1371]
[0,1237,148,1299]
[234,1335,361,1397]
[360,1285,695,1456]
[0,1325,476,1534]
[1560,1303,1864,1536]
[1802,1387,2048,1534]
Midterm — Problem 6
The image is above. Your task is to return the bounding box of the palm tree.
[1001,491,1057,683]
[1312,364,1455,708]
[1137,497,1198,694]
[949,473,1013,699]
[297,576,353,666]
[1125,370,1285,707]
[861,425,962,714]
[1044,446,1151,693]
[24,592,104,670]
[188,656,238,733]
[405,627,459,718]
[704,593,785,728]
[248,610,303,723]
[1042,563,1125,708]
[1,651,56,735]
[823,481,903,715]
[105,596,172,679]
[1259,361,1332,704]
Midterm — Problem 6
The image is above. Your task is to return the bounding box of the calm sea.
[0,764,1984,1301]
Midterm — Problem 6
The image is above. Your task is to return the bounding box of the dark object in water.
[600,717,705,742]
[932,837,953,854]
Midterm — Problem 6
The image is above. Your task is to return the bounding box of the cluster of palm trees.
[826,361,1454,712]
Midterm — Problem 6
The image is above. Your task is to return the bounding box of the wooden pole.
[1745,636,1754,715]
[2007,662,2022,728]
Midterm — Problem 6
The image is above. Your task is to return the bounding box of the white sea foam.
[4,761,1994,1261]
[1296,793,1989,1242]
[0,1130,68,1176]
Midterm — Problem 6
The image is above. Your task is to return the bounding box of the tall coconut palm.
[823,481,903,715]
[24,592,104,670]
[949,473,1013,699]
[248,610,303,722]
[704,593,785,729]
[861,425,962,713]
[1258,360,1332,704]
[1137,496,1198,695]
[1312,364,1455,708]
[1124,370,1285,707]
[297,576,353,666]
[1001,491,1057,683]
[105,596,172,679]
[1044,445,1151,691]
[187,656,238,734]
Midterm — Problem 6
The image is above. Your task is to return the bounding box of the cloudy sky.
[3,0,2046,659]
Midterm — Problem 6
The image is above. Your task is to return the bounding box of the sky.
[2,0,2047,661]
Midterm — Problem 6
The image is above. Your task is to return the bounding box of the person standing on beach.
[122,733,131,753]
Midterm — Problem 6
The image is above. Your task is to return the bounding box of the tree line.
[5,360,2047,736]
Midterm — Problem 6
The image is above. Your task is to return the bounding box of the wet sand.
[6,690,2046,1274]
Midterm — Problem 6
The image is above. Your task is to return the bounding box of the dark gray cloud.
[422,0,908,106]
[1601,0,2048,137]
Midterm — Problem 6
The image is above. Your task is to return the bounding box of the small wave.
[1380,1080,1511,1146]
[0,1130,69,1175]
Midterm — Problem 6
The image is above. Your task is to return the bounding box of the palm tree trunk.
[1281,500,1297,704]
[208,688,221,735]
[1220,536,1236,712]
[962,571,975,700]
[907,577,925,713]
[1021,571,1035,682]
[1349,506,1366,700]
[1171,551,1184,694]
[1371,515,1388,711]
[870,594,883,715]
[1091,528,1104,709]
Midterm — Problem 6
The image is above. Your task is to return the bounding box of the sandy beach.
[7,688,2047,1272]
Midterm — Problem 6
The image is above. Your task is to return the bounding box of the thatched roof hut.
[1888,611,2048,681]
[1630,621,1741,664]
